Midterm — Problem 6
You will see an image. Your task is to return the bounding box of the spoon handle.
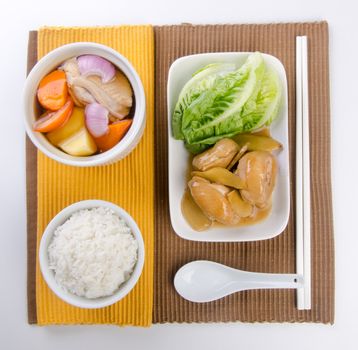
[233,271,303,291]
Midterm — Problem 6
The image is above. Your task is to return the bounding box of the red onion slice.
[77,55,116,83]
[85,103,109,137]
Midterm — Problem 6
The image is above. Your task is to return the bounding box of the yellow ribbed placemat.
[35,26,154,326]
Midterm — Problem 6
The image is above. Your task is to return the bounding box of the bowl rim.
[39,199,145,309]
[23,42,146,167]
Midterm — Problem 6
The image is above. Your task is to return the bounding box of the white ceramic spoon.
[174,260,303,303]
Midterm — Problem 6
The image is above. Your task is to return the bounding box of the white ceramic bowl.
[39,200,145,309]
[23,42,146,167]
[167,52,290,242]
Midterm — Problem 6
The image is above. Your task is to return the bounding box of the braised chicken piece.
[60,58,133,119]
[60,58,95,107]
[188,177,240,225]
[192,138,239,171]
[181,176,213,231]
[227,190,253,218]
[227,143,248,170]
[235,151,277,208]
[191,175,210,184]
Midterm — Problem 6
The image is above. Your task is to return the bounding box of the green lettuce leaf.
[182,52,266,146]
[240,67,282,130]
[172,52,283,154]
[184,68,282,154]
[172,63,235,139]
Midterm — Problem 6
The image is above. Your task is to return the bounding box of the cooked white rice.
[48,207,138,299]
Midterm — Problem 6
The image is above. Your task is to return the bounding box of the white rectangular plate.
[167,52,290,242]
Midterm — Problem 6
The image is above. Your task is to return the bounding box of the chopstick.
[301,37,312,310]
[295,37,304,309]
[296,36,311,310]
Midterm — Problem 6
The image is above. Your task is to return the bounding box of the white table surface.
[0,0,356,349]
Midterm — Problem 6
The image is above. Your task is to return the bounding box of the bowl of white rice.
[39,200,145,309]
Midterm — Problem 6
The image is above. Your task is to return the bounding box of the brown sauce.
[181,189,212,231]
[182,187,272,231]
[251,127,271,137]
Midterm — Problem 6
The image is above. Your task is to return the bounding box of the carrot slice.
[37,70,68,111]
[94,119,132,152]
[33,98,74,132]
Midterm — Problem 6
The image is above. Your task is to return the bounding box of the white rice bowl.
[48,207,138,299]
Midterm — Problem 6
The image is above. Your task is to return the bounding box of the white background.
[0,0,356,349]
